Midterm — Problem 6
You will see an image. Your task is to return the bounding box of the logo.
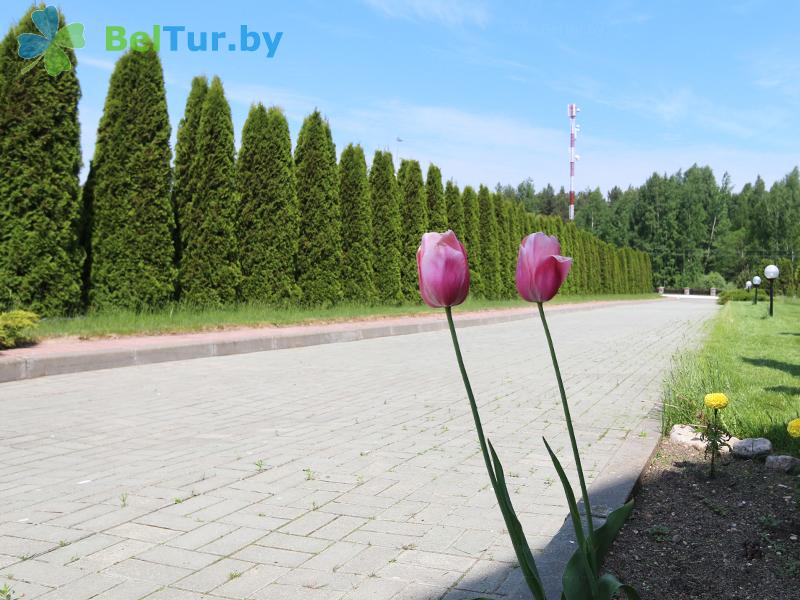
[17,6,85,76]
[105,25,282,58]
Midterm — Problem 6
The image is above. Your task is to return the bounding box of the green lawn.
[34,293,657,340]
[663,298,800,455]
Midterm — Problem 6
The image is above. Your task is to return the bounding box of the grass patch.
[34,294,657,340]
[663,297,800,455]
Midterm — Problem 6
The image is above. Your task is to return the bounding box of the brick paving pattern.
[0,300,716,599]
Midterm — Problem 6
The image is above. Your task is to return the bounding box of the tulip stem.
[445,307,494,485]
[537,302,595,541]
[445,307,544,598]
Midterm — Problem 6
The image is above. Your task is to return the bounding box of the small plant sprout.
[759,514,781,530]
[0,583,15,600]
[647,524,671,542]
[254,459,264,471]
[228,571,241,580]
[303,468,316,481]
[701,393,731,478]
[120,492,128,507]
[174,497,183,504]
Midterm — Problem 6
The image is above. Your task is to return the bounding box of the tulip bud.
[417,230,470,308]
[515,232,572,303]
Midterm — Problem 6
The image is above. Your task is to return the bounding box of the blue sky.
[3,0,799,192]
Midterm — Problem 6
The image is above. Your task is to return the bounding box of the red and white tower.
[567,103,580,221]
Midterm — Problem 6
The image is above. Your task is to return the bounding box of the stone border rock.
[669,423,798,473]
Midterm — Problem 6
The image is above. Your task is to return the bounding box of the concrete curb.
[0,299,659,384]
[539,412,663,599]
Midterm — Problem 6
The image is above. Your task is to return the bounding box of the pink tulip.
[417,230,470,308]
[515,232,572,303]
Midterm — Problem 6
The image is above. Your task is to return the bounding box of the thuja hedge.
[0,16,652,314]
[527,214,653,295]
[0,7,84,315]
[89,45,176,310]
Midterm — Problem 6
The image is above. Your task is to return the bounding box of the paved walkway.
[0,299,717,599]
[0,299,653,384]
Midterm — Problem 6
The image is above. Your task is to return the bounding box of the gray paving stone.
[172,557,253,593]
[166,522,235,551]
[102,556,192,584]
[197,526,265,556]
[232,544,313,568]
[35,572,126,599]
[0,558,85,587]
[210,563,289,597]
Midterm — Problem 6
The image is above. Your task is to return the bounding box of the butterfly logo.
[17,5,85,77]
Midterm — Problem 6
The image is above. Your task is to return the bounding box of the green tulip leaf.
[591,499,634,564]
[486,439,546,600]
[561,541,599,600]
[597,573,641,599]
[543,437,587,550]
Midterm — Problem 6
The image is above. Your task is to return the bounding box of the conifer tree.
[425,164,447,231]
[503,199,518,296]
[462,186,483,296]
[295,110,342,305]
[513,202,527,246]
[172,76,207,284]
[78,162,96,308]
[90,46,175,310]
[369,150,404,304]
[180,76,240,306]
[237,104,299,303]
[478,186,501,298]
[445,180,465,240]
[339,143,376,302]
[0,6,84,315]
[560,222,575,294]
[398,159,428,300]
[493,194,514,297]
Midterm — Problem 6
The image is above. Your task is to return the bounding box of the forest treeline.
[503,165,800,294]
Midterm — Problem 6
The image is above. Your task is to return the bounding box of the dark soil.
[604,439,800,600]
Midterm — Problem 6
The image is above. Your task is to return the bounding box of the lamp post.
[752,276,761,305]
[764,264,779,317]
[745,280,752,294]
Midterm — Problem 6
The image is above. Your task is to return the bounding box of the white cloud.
[362,0,489,27]
[224,83,322,122]
[330,100,563,187]
[77,54,115,71]
[750,52,800,97]
[167,75,799,195]
[552,74,788,141]
[330,100,797,193]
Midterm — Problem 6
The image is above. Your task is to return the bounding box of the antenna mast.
[568,103,580,220]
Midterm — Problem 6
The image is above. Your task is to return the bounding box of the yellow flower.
[788,418,800,439]
[704,393,729,410]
